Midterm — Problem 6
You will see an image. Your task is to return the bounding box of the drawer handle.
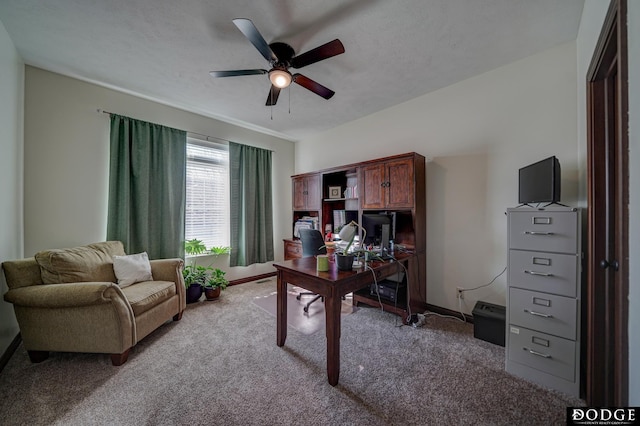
[523,347,552,359]
[524,270,554,277]
[524,231,555,236]
[524,309,553,318]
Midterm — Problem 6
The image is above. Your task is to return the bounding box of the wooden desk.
[273,253,411,386]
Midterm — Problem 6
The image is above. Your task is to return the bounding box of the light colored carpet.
[251,284,356,334]
[0,278,583,425]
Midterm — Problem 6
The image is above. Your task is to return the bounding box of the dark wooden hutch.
[284,152,427,319]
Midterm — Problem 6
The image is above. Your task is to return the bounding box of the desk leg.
[276,271,287,347]
[326,291,341,386]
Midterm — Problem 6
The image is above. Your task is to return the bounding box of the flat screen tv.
[518,156,561,204]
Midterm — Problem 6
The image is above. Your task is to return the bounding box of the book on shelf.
[343,185,358,199]
[293,216,318,237]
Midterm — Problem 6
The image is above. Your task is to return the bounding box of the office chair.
[296,228,326,313]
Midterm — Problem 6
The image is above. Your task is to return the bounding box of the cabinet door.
[292,174,320,210]
[292,176,307,210]
[305,174,321,210]
[360,163,386,209]
[386,158,414,208]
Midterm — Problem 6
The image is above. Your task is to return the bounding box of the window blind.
[185,139,229,249]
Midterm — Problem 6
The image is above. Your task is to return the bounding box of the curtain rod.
[97,108,229,145]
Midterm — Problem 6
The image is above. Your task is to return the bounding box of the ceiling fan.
[210,18,345,106]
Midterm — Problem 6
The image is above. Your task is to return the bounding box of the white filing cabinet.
[506,207,582,397]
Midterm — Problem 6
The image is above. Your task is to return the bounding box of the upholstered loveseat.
[2,241,185,366]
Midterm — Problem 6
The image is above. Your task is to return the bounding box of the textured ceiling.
[0,0,584,141]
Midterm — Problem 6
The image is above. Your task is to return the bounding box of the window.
[185,138,229,249]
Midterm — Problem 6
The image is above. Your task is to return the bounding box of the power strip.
[408,313,426,328]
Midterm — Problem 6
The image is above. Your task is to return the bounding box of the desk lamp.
[338,221,367,267]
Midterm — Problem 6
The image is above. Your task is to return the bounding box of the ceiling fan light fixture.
[269,69,292,88]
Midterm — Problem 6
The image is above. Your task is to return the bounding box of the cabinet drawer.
[509,288,577,340]
[509,211,578,254]
[284,240,303,260]
[508,326,576,382]
[508,250,578,297]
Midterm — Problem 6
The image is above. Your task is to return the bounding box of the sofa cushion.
[113,252,153,288]
[121,280,176,316]
[35,241,126,284]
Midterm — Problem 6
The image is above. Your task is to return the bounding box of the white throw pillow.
[113,252,153,288]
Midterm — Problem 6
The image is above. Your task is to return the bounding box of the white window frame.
[185,137,229,250]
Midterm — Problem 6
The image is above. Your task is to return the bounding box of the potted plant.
[203,268,229,300]
[183,240,231,301]
[335,222,361,271]
[184,239,207,256]
[208,246,231,255]
[183,264,208,303]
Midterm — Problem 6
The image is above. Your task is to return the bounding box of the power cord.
[375,253,419,328]
[365,255,410,328]
[454,266,507,322]
[364,263,383,312]
[424,310,465,323]
[391,259,408,328]
[458,266,506,294]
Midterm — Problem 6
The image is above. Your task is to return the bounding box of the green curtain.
[107,115,186,259]
[229,142,274,266]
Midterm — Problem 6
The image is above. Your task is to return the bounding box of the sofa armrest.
[4,282,129,308]
[6,282,137,354]
[149,258,183,281]
[149,258,185,311]
[2,258,43,289]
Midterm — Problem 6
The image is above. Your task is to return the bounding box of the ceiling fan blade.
[209,69,267,78]
[291,39,345,68]
[265,85,281,106]
[293,74,335,99]
[233,18,278,63]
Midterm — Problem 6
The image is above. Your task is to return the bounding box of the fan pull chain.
[288,87,291,114]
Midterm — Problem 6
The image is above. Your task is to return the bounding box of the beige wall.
[23,67,294,281]
[296,42,578,317]
[0,21,23,355]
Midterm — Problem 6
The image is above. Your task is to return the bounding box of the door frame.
[585,0,629,406]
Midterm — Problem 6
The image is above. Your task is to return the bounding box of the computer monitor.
[361,213,395,249]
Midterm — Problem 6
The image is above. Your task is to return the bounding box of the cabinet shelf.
[353,289,409,320]
[323,197,358,202]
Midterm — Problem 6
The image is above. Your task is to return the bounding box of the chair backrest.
[298,229,327,257]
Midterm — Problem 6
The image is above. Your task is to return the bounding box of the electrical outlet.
[456,287,464,300]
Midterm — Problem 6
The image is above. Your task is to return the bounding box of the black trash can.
[472,301,505,346]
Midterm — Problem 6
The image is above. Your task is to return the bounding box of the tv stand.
[542,202,569,208]
[515,202,569,209]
